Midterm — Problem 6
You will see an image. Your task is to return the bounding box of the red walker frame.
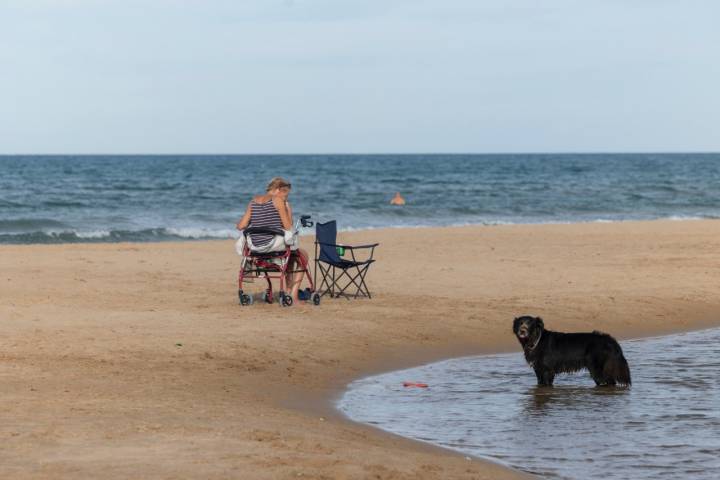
[237,230,317,307]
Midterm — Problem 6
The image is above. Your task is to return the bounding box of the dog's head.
[513,316,544,346]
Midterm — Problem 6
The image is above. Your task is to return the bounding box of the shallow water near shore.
[338,328,720,479]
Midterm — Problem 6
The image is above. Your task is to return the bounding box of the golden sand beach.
[2,220,720,479]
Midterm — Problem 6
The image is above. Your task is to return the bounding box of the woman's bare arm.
[286,202,293,220]
[273,196,293,230]
[236,202,252,230]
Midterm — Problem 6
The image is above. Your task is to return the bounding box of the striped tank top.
[249,199,283,247]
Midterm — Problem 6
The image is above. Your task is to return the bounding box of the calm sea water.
[1,154,719,244]
[338,328,720,480]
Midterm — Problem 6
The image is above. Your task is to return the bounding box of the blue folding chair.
[314,220,379,299]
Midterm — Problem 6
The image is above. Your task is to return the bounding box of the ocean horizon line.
[2,151,720,157]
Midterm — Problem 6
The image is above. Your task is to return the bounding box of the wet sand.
[2,220,720,479]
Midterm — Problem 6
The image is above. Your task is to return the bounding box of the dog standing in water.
[513,316,631,386]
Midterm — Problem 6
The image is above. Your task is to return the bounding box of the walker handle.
[300,215,313,228]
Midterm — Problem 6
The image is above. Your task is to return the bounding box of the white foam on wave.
[334,215,715,233]
[665,215,707,221]
[6,214,715,244]
[75,230,112,239]
[35,228,113,239]
[164,227,238,239]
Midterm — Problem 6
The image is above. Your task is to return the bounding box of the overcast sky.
[1,0,718,154]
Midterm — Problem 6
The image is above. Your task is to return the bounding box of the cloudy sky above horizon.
[1,0,719,154]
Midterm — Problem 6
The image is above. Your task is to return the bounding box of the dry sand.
[2,220,720,479]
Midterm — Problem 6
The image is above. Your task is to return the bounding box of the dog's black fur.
[513,316,631,386]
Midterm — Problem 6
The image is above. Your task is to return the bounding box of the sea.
[1,153,720,244]
[338,328,720,480]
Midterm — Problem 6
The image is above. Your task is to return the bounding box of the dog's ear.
[513,317,521,334]
[534,317,544,330]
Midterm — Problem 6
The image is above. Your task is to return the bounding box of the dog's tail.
[608,353,632,386]
[602,336,632,386]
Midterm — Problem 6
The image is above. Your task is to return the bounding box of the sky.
[1,0,719,154]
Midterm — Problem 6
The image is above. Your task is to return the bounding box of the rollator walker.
[237,215,320,307]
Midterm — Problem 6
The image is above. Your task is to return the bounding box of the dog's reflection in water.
[522,384,630,415]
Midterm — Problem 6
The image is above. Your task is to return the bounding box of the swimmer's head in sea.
[390,192,406,206]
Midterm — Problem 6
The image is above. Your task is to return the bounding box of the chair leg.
[331,266,336,298]
[334,265,372,300]
[323,265,334,297]
[316,263,334,298]
[315,262,374,300]
[352,265,372,299]
[355,265,372,299]
[334,269,355,299]
[314,243,318,292]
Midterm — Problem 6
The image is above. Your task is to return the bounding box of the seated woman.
[235,177,309,302]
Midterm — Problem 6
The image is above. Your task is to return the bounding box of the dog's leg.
[588,358,606,386]
[534,369,544,385]
[535,368,554,386]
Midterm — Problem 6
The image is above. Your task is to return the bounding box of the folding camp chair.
[314,220,378,299]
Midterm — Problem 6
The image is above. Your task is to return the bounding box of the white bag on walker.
[236,229,297,256]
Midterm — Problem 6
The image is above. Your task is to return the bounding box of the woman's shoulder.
[252,194,272,204]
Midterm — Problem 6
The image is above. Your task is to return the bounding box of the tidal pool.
[338,328,720,479]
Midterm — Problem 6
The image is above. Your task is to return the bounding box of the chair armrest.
[344,243,379,250]
[316,241,343,248]
[316,241,379,262]
[316,242,379,250]
[346,243,378,262]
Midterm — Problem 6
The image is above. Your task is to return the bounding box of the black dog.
[513,316,631,386]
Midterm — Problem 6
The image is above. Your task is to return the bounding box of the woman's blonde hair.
[266,177,292,192]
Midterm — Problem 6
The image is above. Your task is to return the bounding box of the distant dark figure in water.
[512,316,631,387]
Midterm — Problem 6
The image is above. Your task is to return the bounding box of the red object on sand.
[402,382,429,388]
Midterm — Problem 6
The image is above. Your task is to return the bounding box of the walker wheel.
[282,294,293,307]
[238,289,246,305]
[245,294,254,305]
[263,290,273,304]
[312,293,321,306]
